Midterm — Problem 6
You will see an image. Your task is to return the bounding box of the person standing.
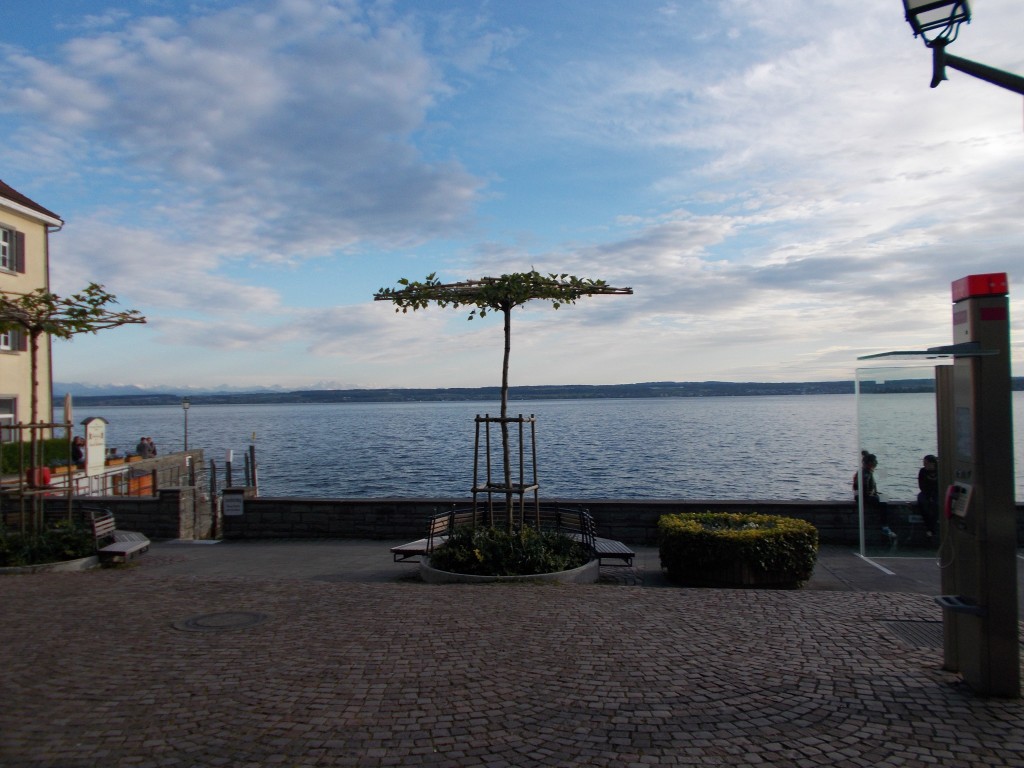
[136,437,154,458]
[917,454,939,538]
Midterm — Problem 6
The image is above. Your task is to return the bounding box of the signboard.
[82,416,108,476]
[222,493,245,517]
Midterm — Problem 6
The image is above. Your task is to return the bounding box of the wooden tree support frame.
[472,413,540,531]
[0,420,75,534]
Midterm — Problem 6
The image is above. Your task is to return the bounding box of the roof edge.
[0,178,63,227]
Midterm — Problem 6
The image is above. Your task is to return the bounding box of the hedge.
[658,512,819,588]
[1,438,73,474]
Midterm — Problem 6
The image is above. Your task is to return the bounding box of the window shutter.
[15,329,28,352]
[13,231,25,273]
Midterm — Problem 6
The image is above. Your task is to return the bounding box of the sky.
[1,0,1022,392]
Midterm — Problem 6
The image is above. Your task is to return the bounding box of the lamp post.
[182,396,190,452]
[902,1,1024,94]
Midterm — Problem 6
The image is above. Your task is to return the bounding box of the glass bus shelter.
[855,359,952,558]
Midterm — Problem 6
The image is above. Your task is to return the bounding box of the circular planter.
[420,557,600,584]
[0,555,99,575]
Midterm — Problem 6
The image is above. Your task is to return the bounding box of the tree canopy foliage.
[0,282,145,424]
[374,270,632,319]
[0,283,145,339]
[374,271,632,413]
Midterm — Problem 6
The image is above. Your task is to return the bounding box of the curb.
[0,555,99,575]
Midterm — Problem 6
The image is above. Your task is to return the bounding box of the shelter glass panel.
[855,362,949,557]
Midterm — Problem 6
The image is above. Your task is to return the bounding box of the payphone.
[944,481,973,520]
[936,272,1018,698]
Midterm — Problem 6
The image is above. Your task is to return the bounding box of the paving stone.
[1,544,1022,767]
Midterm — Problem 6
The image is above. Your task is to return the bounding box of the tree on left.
[0,283,146,424]
[0,283,145,516]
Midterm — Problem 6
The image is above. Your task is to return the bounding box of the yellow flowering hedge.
[658,512,818,588]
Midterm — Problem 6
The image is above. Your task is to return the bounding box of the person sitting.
[853,450,896,540]
[71,436,86,469]
[136,436,155,458]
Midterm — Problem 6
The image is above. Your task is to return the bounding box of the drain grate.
[882,620,943,649]
[173,611,269,633]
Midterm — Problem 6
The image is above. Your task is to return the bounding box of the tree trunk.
[29,328,43,532]
[29,329,42,425]
[501,304,513,532]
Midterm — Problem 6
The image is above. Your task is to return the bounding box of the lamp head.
[182,396,191,410]
[903,0,971,46]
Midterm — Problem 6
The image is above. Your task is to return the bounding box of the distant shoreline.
[63,377,1024,407]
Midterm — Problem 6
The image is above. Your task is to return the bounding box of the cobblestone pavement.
[1,544,1023,767]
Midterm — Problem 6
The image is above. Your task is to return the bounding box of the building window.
[1,227,11,270]
[0,397,14,439]
[0,226,25,273]
[0,329,24,352]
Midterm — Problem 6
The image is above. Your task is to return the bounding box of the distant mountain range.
[53,378,1023,406]
[55,382,293,398]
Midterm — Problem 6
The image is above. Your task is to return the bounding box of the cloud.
[2,0,484,257]
[4,0,1022,389]
[51,218,281,314]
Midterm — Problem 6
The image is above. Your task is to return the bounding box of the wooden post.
[209,459,218,499]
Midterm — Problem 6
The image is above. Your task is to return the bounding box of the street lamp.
[182,396,191,451]
[902,1,1024,94]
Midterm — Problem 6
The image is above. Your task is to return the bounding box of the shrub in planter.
[0,521,95,567]
[429,525,592,577]
[658,512,818,588]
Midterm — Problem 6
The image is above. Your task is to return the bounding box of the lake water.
[60,393,1024,501]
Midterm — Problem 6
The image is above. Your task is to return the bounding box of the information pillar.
[937,272,1018,698]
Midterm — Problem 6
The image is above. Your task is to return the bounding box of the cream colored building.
[0,179,63,429]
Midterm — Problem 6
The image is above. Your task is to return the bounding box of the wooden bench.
[512,506,635,566]
[391,505,635,567]
[89,508,151,564]
[591,536,635,567]
[391,507,483,562]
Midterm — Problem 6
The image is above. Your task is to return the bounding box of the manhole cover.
[882,620,943,649]
[173,611,269,633]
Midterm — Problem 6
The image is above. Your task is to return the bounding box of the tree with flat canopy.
[0,283,146,425]
[375,270,632,532]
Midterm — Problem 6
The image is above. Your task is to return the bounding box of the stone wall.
[24,449,210,538]
[28,492,1023,546]
[220,496,1024,546]
[221,496,439,541]
[39,487,216,540]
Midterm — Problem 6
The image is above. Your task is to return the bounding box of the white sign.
[82,417,108,476]
[222,493,244,517]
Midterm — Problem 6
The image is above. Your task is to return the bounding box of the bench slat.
[113,530,149,543]
[594,538,633,554]
[100,541,150,555]
[593,537,634,566]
